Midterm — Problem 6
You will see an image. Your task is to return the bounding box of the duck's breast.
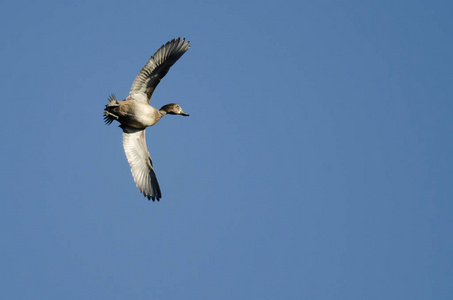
[116,101,161,128]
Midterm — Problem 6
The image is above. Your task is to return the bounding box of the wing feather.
[126,37,190,103]
[122,126,162,201]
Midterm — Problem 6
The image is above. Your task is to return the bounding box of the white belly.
[117,101,161,128]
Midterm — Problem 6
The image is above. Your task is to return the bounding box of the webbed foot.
[103,111,119,125]
[104,111,119,119]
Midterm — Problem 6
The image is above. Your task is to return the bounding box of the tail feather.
[103,94,119,125]
[103,113,115,125]
[106,94,119,107]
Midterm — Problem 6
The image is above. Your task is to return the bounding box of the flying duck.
[104,38,190,201]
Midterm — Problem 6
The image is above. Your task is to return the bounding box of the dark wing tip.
[159,37,190,57]
[145,193,161,202]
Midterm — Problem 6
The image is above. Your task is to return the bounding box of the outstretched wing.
[121,125,162,201]
[127,37,190,103]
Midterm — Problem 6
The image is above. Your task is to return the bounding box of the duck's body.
[106,99,162,128]
[104,38,190,201]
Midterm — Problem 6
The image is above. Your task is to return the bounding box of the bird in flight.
[104,38,190,201]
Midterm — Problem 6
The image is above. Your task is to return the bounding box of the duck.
[104,38,190,201]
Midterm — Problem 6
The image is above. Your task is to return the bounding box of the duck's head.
[160,103,189,116]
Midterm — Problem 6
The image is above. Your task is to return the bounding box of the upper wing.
[121,125,162,201]
[126,37,190,103]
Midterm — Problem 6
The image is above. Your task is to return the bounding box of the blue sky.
[1,0,452,299]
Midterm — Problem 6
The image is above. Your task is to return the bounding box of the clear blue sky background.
[1,0,452,299]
